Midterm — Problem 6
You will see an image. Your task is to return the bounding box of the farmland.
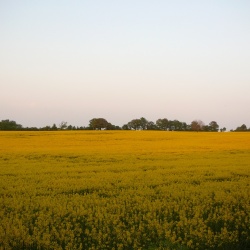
[0,131,249,250]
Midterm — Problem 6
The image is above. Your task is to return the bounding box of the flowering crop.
[0,131,249,249]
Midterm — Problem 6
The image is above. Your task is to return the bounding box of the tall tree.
[156,118,169,130]
[235,124,247,131]
[51,124,58,130]
[127,119,142,130]
[172,120,184,131]
[146,121,157,130]
[140,117,148,130]
[126,118,152,130]
[168,120,177,131]
[209,121,219,132]
[89,118,109,130]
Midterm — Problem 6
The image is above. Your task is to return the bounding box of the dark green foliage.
[0,119,22,130]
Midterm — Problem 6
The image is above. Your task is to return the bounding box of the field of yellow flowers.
[0,131,249,250]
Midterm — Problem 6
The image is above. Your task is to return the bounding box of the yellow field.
[0,131,249,250]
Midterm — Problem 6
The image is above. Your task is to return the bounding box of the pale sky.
[1,1,250,130]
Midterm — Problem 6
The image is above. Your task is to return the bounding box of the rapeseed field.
[0,131,249,250]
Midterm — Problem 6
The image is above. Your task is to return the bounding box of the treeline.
[0,118,250,132]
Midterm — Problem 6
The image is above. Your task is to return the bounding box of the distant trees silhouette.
[123,117,189,131]
[0,118,249,132]
[235,124,248,131]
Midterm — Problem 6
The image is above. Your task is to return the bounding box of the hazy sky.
[1,1,250,130]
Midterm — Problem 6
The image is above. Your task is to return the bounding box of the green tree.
[209,121,219,132]
[146,121,157,130]
[67,125,73,130]
[0,119,22,130]
[127,118,151,130]
[140,117,148,130]
[40,125,51,131]
[156,118,169,130]
[51,124,58,130]
[181,122,188,131]
[122,124,129,130]
[106,122,117,130]
[235,124,247,131]
[172,120,185,131]
[127,119,142,130]
[89,118,109,130]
